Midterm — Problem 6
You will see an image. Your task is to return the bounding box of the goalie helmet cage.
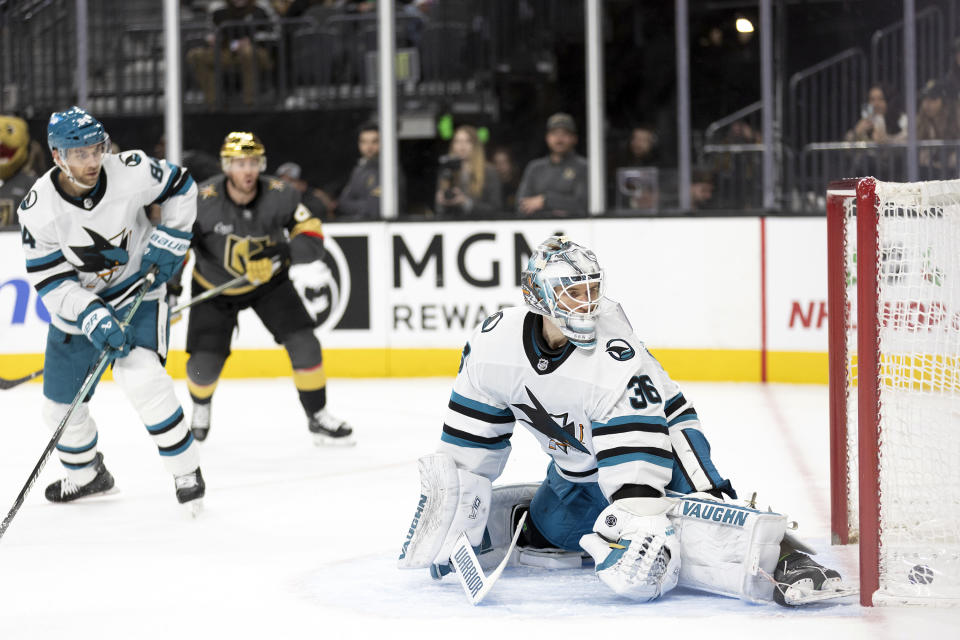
[827,177,960,607]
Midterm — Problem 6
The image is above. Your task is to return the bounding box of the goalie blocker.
[399,453,818,604]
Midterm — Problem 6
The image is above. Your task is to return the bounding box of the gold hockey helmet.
[220,131,266,172]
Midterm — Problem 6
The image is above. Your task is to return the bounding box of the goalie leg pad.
[398,453,491,569]
[667,494,787,603]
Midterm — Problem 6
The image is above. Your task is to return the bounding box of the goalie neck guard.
[520,235,606,349]
[220,131,267,172]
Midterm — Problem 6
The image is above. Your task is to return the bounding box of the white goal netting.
[845,179,960,605]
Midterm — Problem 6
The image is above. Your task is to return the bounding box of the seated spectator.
[435,126,502,217]
[0,114,38,228]
[846,83,907,143]
[337,122,405,220]
[516,113,589,216]
[491,145,520,211]
[276,161,337,220]
[940,36,960,103]
[615,125,663,168]
[916,81,958,179]
[186,0,277,107]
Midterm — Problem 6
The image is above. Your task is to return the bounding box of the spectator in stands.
[941,37,960,104]
[916,81,958,179]
[435,126,502,217]
[276,161,337,220]
[846,83,907,143]
[338,122,405,219]
[516,113,589,216]
[615,125,663,168]
[491,146,520,211]
[186,0,277,107]
[0,114,36,229]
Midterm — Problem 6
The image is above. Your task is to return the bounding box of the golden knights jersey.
[18,150,196,334]
[438,306,730,501]
[191,174,323,294]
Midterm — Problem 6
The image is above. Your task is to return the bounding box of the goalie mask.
[521,235,605,349]
[220,131,267,173]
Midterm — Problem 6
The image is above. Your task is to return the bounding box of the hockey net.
[827,177,960,607]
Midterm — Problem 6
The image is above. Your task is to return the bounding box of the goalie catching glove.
[580,497,681,602]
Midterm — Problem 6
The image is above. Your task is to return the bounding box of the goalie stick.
[449,511,527,606]
[0,270,155,542]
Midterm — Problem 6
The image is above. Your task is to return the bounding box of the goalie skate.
[770,551,857,606]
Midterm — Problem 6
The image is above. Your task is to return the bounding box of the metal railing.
[0,3,494,116]
[788,48,869,148]
[792,140,960,212]
[872,6,947,94]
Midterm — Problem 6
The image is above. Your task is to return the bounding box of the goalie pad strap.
[667,494,787,603]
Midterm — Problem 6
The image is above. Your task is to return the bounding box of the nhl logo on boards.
[537,358,549,371]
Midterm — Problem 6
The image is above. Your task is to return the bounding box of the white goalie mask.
[521,235,606,349]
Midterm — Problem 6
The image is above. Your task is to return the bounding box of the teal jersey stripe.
[441,431,511,450]
[450,390,513,418]
[597,451,673,469]
[592,415,668,429]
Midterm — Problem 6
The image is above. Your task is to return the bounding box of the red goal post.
[827,177,960,607]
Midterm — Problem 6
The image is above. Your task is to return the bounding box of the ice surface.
[0,378,957,639]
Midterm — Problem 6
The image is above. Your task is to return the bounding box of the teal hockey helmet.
[47,106,108,152]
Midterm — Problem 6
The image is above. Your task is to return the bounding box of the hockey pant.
[42,298,198,484]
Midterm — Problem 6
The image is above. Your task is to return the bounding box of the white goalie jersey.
[18,150,196,334]
[438,306,732,502]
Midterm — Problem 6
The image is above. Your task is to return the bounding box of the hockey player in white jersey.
[17,106,205,511]
[399,235,847,606]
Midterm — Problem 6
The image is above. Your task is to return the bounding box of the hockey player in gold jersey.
[183,132,353,445]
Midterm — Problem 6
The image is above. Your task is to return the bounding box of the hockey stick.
[169,259,282,322]
[0,369,43,390]
[0,269,156,542]
[2,267,266,388]
[169,273,248,322]
[449,510,527,605]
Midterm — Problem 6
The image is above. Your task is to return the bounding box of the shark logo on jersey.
[512,387,589,454]
[69,227,130,280]
[120,152,141,167]
[605,338,635,361]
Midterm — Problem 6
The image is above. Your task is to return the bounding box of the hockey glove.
[580,498,681,602]
[79,301,132,356]
[245,256,275,285]
[141,225,191,287]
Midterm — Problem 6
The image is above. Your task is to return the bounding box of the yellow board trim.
[0,349,830,384]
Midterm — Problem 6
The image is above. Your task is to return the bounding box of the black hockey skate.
[44,452,115,503]
[772,551,845,606]
[190,401,211,442]
[308,409,355,446]
[175,467,205,517]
